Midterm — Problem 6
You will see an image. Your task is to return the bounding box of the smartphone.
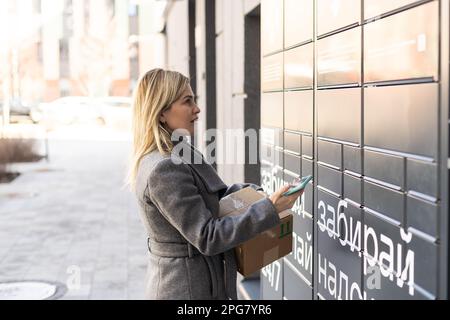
[282,175,313,196]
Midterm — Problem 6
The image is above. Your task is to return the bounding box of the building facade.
[0,0,165,105]
[162,0,448,300]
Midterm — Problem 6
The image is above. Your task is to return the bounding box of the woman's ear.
[159,113,166,124]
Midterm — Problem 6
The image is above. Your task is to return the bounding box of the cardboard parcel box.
[218,187,293,277]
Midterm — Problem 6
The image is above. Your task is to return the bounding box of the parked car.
[96,97,132,130]
[0,98,37,123]
[31,96,105,127]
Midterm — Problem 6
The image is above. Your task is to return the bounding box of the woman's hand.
[269,184,304,213]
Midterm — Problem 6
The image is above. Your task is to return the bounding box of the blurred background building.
[0,0,167,106]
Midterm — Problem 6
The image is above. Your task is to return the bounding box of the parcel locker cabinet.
[260,0,448,300]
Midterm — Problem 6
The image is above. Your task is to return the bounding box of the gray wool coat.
[134,141,280,300]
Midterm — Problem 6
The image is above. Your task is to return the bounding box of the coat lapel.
[172,139,227,193]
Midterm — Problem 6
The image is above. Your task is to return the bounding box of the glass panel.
[284,43,314,89]
[285,0,313,48]
[317,27,361,87]
[317,0,361,36]
[364,1,438,83]
[262,0,284,55]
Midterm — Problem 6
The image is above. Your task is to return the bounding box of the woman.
[126,68,303,300]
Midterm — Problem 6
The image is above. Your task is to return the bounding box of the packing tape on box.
[262,246,280,266]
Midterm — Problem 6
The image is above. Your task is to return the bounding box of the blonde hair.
[124,68,190,191]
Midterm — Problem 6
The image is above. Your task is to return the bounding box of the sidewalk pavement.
[0,131,148,299]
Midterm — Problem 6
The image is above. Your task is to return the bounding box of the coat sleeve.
[218,183,263,199]
[147,158,280,256]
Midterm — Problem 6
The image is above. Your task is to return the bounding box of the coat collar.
[171,139,227,193]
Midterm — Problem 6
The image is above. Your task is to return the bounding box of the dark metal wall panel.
[284,132,301,155]
[317,0,361,36]
[407,233,439,297]
[284,0,313,48]
[364,267,428,300]
[261,0,283,55]
[285,90,313,133]
[302,158,314,177]
[286,211,314,282]
[262,53,283,91]
[318,164,342,196]
[362,211,431,300]
[262,126,284,147]
[339,202,363,244]
[317,88,361,144]
[364,1,439,84]
[284,170,298,184]
[302,135,314,158]
[260,134,283,162]
[284,43,314,89]
[364,83,439,159]
[274,147,284,167]
[318,139,342,169]
[303,183,314,216]
[317,218,362,300]
[285,152,301,175]
[407,195,439,239]
[364,181,404,223]
[260,143,274,163]
[302,158,314,216]
[364,150,405,189]
[343,145,362,174]
[364,0,426,20]
[406,158,438,199]
[317,27,361,87]
[283,262,313,299]
[343,173,362,205]
[261,259,284,299]
[261,92,283,128]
